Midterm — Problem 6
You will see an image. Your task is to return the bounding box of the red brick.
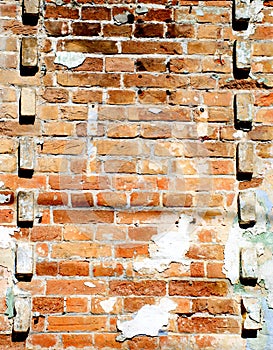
[66,297,89,313]
[192,298,239,315]
[36,261,58,276]
[115,243,149,258]
[130,192,160,207]
[63,334,93,349]
[33,297,64,314]
[48,316,107,332]
[46,280,106,295]
[93,262,124,277]
[128,226,157,241]
[82,7,111,20]
[94,333,122,349]
[71,22,101,36]
[122,41,182,54]
[31,226,62,241]
[169,281,228,297]
[134,23,164,38]
[177,317,240,334]
[51,242,111,258]
[186,244,224,260]
[37,192,68,206]
[71,193,94,207]
[45,5,79,19]
[59,261,89,276]
[28,335,58,349]
[110,280,166,296]
[97,192,127,207]
[207,262,226,278]
[190,262,205,277]
[57,72,120,87]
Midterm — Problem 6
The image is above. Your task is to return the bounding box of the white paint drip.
[100,297,117,313]
[117,298,177,341]
[133,214,193,273]
[54,52,85,69]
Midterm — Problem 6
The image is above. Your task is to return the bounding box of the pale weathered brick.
[235,93,253,130]
[21,37,38,68]
[238,191,256,226]
[13,294,31,333]
[19,137,35,171]
[237,142,254,178]
[16,242,34,277]
[20,87,36,118]
[235,40,251,71]
[17,191,34,224]
[240,248,258,282]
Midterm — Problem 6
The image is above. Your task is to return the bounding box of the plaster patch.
[100,297,117,313]
[133,214,193,273]
[54,52,85,69]
[116,298,177,341]
[0,227,14,249]
[224,195,268,284]
[236,0,264,37]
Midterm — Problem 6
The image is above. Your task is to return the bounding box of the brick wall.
[0,0,273,348]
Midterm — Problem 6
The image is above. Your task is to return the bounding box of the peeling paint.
[116,298,176,341]
[54,52,85,69]
[133,214,193,273]
[100,297,117,313]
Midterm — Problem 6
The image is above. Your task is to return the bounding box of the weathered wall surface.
[1,0,273,348]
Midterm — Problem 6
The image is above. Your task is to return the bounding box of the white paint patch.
[54,52,85,69]
[0,227,14,249]
[88,105,98,121]
[100,297,117,313]
[0,194,10,204]
[117,298,177,341]
[133,214,193,273]
[0,181,5,188]
[148,108,162,114]
[84,282,96,288]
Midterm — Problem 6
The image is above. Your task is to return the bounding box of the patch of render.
[54,51,85,69]
[247,299,273,350]
[0,194,11,204]
[100,297,117,313]
[133,214,194,273]
[224,190,270,285]
[116,298,177,342]
[236,0,264,38]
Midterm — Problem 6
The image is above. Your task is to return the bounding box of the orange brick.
[48,316,107,331]
[62,334,93,349]
[59,261,89,276]
[115,243,149,258]
[66,297,89,313]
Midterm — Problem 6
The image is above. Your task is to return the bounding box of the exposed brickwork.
[0,0,272,348]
